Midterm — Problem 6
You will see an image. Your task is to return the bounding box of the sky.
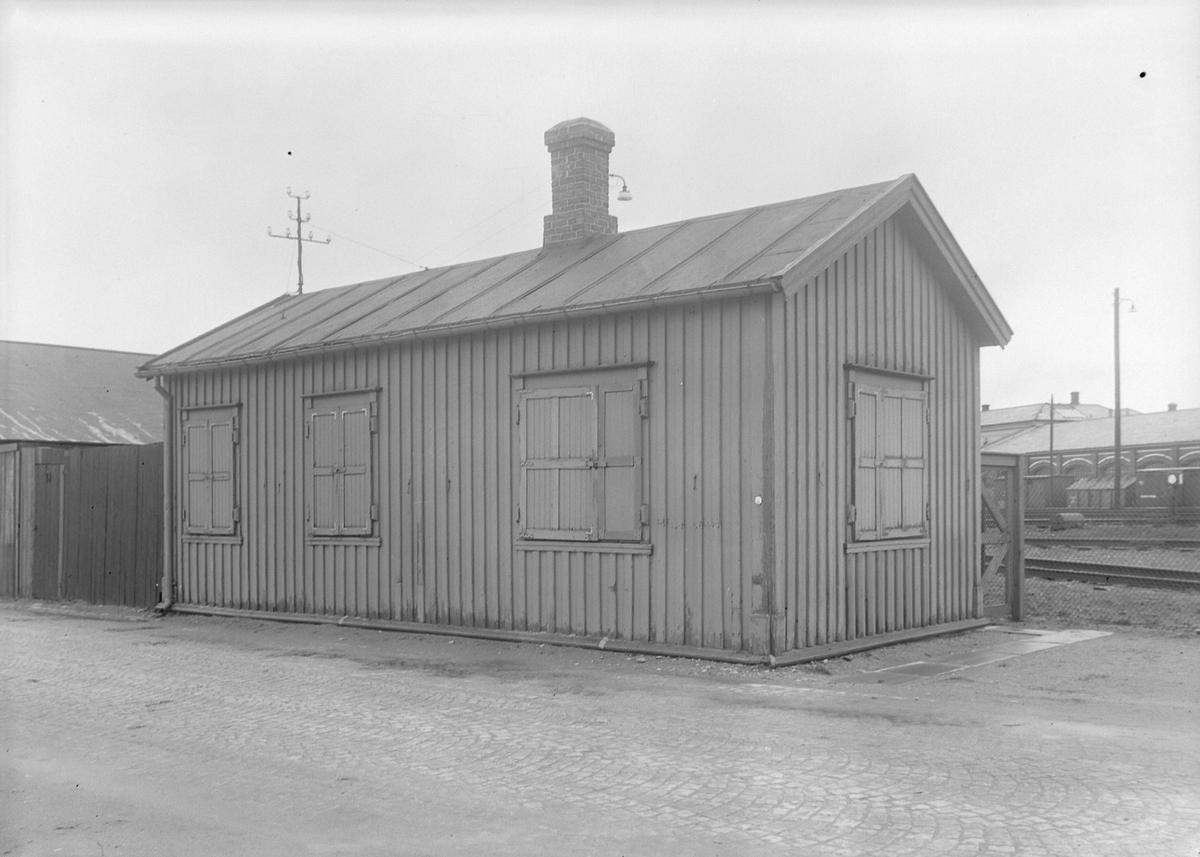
[2,0,1198,415]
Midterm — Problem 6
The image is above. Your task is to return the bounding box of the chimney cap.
[545,117,616,151]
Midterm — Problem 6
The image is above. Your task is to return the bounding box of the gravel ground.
[1021,575,1200,633]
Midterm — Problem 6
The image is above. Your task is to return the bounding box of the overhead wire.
[309,224,428,271]
[303,178,553,274]
[445,196,552,264]
[418,180,550,262]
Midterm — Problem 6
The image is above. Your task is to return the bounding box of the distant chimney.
[543,118,618,247]
[1070,391,1080,406]
[1168,402,1177,411]
[981,404,990,412]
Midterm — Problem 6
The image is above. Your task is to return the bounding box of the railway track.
[1024,557,1200,589]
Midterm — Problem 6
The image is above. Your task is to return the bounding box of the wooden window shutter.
[597,382,641,540]
[182,407,237,536]
[875,388,927,538]
[339,402,373,535]
[184,420,213,534]
[307,392,376,537]
[207,414,237,535]
[852,383,881,541]
[898,391,928,536]
[519,387,597,540]
[309,408,340,536]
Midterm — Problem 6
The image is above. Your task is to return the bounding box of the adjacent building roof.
[981,401,1118,427]
[138,173,1012,377]
[0,341,162,444]
[985,408,1200,455]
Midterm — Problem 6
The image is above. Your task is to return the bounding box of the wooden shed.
[1,341,164,606]
[138,118,1011,657]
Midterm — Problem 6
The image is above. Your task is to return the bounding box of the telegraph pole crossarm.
[268,187,331,295]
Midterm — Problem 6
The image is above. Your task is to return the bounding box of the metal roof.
[0,341,162,444]
[139,174,1012,376]
[980,401,1120,427]
[985,408,1200,455]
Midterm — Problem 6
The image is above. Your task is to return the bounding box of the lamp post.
[1112,288,1135,509]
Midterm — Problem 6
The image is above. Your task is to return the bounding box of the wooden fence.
[29,443,162,608]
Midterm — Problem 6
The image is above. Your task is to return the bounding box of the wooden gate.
[980,452,1025,619]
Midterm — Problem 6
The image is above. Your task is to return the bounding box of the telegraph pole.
[1113,288,1123,509]
[268,188,331,295]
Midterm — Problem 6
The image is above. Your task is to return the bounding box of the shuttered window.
[306,392,377,537]
[850,374,928,541]
[182,407,238,536]
[518,370,645,542]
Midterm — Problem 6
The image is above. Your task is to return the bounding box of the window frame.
[848,369,929,543]
[180,405,240,538]
[304,390,379,540]
[516,366,647,545]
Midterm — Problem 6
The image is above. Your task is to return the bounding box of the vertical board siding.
[786,216,981,647]
[171,298,771,651]
[170,211,983,655]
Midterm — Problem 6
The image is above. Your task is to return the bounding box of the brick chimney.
[543,118,618,247]
[1168,402,1178,411]
[1070,391,1080,406]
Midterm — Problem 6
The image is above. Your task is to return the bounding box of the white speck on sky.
[2,0,1197,413]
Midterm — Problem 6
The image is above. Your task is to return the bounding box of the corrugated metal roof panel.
[210,275,414,360]
[986,408,1200,454]
[490,222,681,316]
[350,251,540,339]
[139,175,1011,374]
[645,202,833,296]
[558,214,754,305]
[0,341,161,444]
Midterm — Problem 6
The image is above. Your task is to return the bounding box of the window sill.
[845,538,931,554]
[306,537,382,547]
[516,540,652,555]
[183,534,243,545]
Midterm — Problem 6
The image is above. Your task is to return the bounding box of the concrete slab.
[936,650,1018,668]
[988,639,1064,655]
[878,661,961,677]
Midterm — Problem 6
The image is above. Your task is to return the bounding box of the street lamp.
[1113,288,1136,509]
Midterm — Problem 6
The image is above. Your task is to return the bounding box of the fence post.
[1010,455,1026,621]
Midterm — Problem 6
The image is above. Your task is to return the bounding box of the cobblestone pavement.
[2,603,1198,856]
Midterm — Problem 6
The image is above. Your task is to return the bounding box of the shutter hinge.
[847,504,856,523]
[516,504,521,524]
[369,401,378,433]
[232,506,241,523]
[232,414,239,444]
[305,420,311,438]
[925,407,930,425]
[847,399,856,420]
[639,503,650,526]
[181,508,187,522]
[639,379,649,419]
[181,432,187,446]
[370,503,379,522]
[925,501,931,521]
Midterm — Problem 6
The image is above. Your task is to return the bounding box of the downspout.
[153,376,174,613]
